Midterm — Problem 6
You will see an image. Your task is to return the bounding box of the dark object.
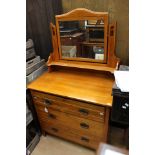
[111,65,129,126]
[26,47,36,61]
[48,113,56,119]
[26,90,41,154]
[51,128,59,132]
[44,99,52,105]
[81,136,89,142]
[26,59,45,76]
[80,122,89,129]
[26,39,47,84]
[112,83,129,98]
[26,0,62,61]
[110,65,129,148]
[26,121,38,147]
[26,132,40,155]
[111,89,129,126]
[59,21,79,36]
[86,26,104,43]
[79,108,89,115]
[111,83,129,126]
[60,28,78,36]
[26,38,48,154]
[89,29,104,42]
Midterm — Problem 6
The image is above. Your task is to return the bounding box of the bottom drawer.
[41,121,101,149]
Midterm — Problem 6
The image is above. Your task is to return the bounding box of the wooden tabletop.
[27,69,114,107]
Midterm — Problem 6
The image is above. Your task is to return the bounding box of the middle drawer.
[35,104,105,138]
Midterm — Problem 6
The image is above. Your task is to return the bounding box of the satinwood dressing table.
[28,8,120,149]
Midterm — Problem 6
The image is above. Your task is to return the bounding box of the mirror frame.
[55,8,108,64]
[47,8,120,73]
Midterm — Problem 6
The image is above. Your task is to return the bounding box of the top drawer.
[31,90,105,123]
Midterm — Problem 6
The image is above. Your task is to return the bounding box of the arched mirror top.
[56,8,108,20]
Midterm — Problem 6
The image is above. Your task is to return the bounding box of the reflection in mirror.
[59,20,105,61]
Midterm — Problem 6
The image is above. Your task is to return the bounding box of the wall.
[61,0,129,65]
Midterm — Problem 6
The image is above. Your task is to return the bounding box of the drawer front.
[35,104,105,138]
[31,90,105,122]
[40,120,101,149]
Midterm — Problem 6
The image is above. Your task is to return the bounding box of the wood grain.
[31,90,105,122]
[31,90,110,149]
[28,69,114,107]
[42,120,101,149]
[107,22,120,68]
[47,60,117,73]
[35,106,105,138]
[56,8,108,20]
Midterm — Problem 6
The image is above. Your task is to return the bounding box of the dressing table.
[27,8,120,150]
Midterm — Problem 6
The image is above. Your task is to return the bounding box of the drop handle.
[80,123,89,129]
[51,128,58,132]
[81,137,89,142]
[44,99,52,105]
[79,109,89,115]
[48,113,56,119]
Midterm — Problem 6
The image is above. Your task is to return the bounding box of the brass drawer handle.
[79,109,89,116]
[48,113,56,119]
[44,99,52,105]
[51,128,58,132]
[81,136,89,142]
[80,123,89,129]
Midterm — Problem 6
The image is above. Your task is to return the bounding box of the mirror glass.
[59,19,105,61]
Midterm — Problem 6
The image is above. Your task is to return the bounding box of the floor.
[31,126,128,155]
[31,135,95,155]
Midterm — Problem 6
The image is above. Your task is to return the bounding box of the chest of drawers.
[27,8,120,150]
[31,90,110,149]
[28,70,114,150]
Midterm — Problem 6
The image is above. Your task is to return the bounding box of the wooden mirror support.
[47,8,120,73]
